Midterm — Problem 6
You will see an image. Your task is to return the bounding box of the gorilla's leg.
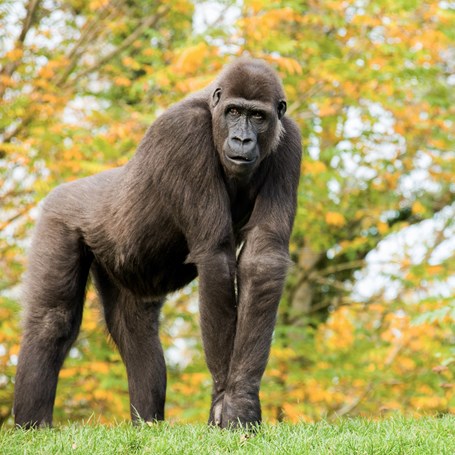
[92,264,166,422]
[14,216,92,428]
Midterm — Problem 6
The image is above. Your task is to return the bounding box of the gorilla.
[13,57,302,428]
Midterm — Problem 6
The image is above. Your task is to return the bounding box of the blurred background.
[0,0,454,425]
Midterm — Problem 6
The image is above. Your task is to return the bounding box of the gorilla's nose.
[228,136,257,160]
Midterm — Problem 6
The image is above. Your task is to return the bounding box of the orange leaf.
[114,76,132,87]
[6,48,23,61]
[325,212,346,227]
[174,43,210,75]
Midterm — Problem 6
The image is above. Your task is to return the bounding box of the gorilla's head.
[210,58,287,179]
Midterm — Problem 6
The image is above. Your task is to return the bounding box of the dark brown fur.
[13,58,302,428]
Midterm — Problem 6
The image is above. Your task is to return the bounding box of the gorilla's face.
[211,72,286,180]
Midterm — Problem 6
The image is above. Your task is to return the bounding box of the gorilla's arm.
[220,117,302,426]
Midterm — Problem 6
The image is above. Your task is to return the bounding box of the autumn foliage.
[0,0,453,425]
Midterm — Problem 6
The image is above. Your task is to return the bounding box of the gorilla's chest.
[101,191,255,297]
[230,191,255,233]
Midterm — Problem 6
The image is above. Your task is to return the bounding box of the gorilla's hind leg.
[14,216,92,428]
[93,264,166,423]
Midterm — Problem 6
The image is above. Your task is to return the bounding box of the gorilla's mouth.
[226,154,257,165]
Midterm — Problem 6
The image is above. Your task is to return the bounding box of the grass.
[0,416,454,454]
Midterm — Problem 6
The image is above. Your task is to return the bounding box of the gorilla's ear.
[212,88,222,108]
[278,100,287,119]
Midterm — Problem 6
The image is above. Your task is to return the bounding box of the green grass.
[1,416,454,454]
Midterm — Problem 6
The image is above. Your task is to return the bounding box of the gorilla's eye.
[252,111,265,121]
[228,107,240,117]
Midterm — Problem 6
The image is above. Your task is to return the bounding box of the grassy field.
[1,416,454,454]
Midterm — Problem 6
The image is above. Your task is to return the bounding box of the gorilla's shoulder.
[156,93,212,131]
[134,92,215,164]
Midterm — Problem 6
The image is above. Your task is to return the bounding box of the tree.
[0,0,205,424]
[232,0,454,420]
[1,0,453,424]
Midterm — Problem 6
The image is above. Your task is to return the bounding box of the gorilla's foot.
[209,392,261,429]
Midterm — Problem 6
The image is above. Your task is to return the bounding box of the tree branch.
[0,0,41,78]
[0,203,35,232]
[328,333,406,420]
[318,259,366,276]
[1,117,33,143]
[0,188,33,203]
[329,383,374,420]
[18,0,41,44]
[54,0,123,87]
[0,0,42,104]
[64,5,170,88]
[311,275,350,293]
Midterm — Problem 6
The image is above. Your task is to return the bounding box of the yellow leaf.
[303,160,327,174]
[282,403,300,422]
[412,200,425,215]
[89,0,109,11]
[427,265,443,276]
[325,212,346,227]
[273,56,303,76]
[174,43,209,75]
[0,142,25,154]
[142,48,155,57]
[248,0,269,13]
[94,389,113,400]
[38,65,55,79]
[91,362,110,374]
[114,76,132,87]
[6,48,23,61]
[377,222,389,235]
[59,367,79,379]
[0,75,15,87]
[122,56,141,70]
[319,101,338,117]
